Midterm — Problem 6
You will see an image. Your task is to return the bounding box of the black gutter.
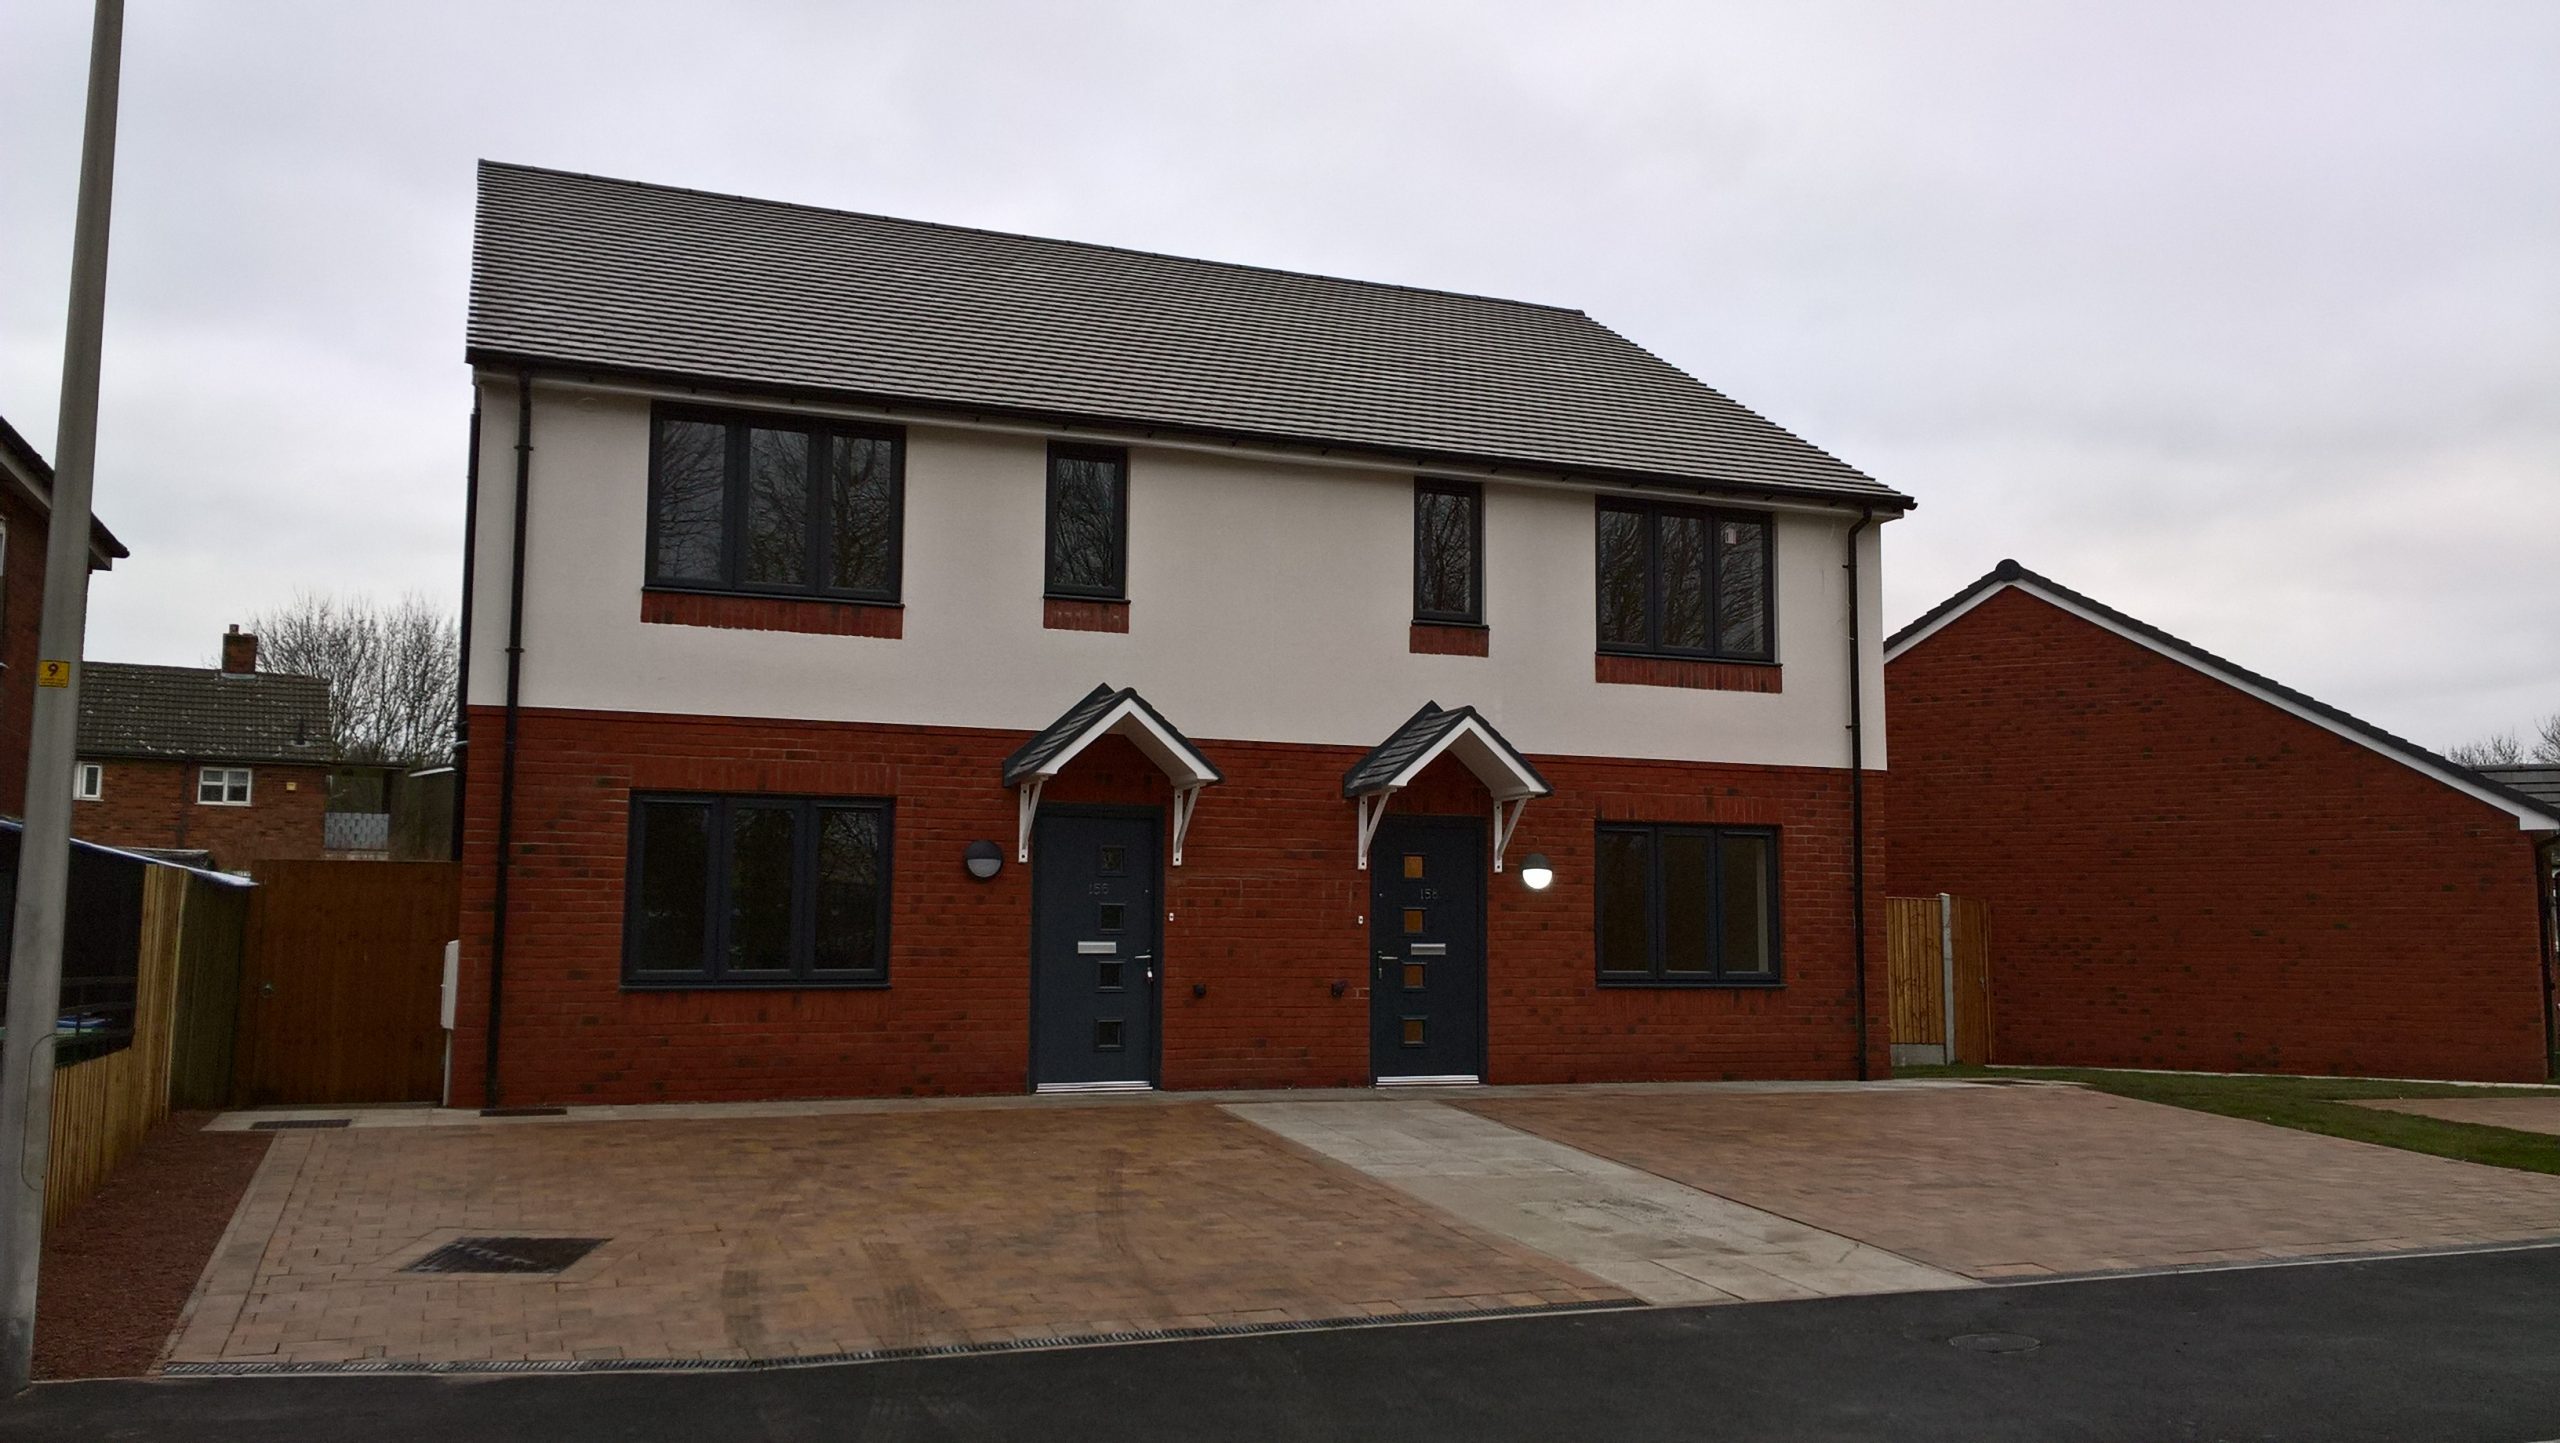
[481,371,532,1111]
[459,350,1921,516]
[450,396,479,863]
[1845,508,1876,1080]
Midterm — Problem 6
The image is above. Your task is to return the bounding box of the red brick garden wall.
[449,704,1888,1106]
[71,757,330,871]
[1883,585,2551,1082]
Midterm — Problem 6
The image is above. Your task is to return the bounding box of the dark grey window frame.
[1412,477,1485,626]
[622,791,895,990]
[644,403,907,604]
[1044,441,1130,601]
[1593,822,1783,987]
[1593,498,1776,662]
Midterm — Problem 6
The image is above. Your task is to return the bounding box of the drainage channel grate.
[250,1119,352,1131]
[406,1236,608,1275]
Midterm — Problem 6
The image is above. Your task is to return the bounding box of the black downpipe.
[2538,839,2557,1081]
[450,398,480,863]
[1845,509,1876,1080]
[482,371,533,1111]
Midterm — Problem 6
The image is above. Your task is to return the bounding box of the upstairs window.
[1045,443,1128,600]
[625,793,893,988]
[74,762,102,801]
[647,407,904,602]
[1595,500,1772,661]
[198,767,252,806]
[1413,479,1483,624]
[1595,823,1779,984]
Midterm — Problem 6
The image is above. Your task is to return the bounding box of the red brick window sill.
[1410,622,1489,657]
[641,589,902,638]
[1045,597,1130,633]
[1594,653,1782,693]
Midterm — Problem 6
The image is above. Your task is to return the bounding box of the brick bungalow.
[0,411,128,816]
[74,627,331,872]
[452,162,1911,1108]
[1883,560,2560,1082]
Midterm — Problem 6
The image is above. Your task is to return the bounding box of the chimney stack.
[221,624,258,675]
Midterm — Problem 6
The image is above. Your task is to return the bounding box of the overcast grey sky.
[3,1,2553,750]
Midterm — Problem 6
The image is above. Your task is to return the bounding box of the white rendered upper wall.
[466,376,1890,770]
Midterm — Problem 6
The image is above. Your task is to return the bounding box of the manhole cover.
[250,1119,351,1130]
[1948,1332,2041,1354]
[406,1236,608,1275]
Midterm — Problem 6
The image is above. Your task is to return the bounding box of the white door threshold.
[1034,1080,1157,1095]
[1374,1074,1482,1088]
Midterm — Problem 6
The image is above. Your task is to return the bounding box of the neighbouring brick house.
[453,162,1910,1107]
[0,411,129,816]
[73,627,332,872]
[1883,560,2560,1083]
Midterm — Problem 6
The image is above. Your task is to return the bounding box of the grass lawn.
[1903,1064,2560,1176]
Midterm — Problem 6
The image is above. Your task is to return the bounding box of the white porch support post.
[1170,784,1203,866]
[1355,789,1397,871]
[1491,796,1529,873]
[1016,777,1046,863]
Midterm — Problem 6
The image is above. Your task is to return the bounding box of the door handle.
[259,982,276,998]
[1136,954,1155,984]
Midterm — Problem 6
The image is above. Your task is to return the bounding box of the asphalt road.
[11,1245,2560,1442]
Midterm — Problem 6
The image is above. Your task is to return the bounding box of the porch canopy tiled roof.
[1003,684,1221,865]
[77,662,330,766]
[1343,703,1550,873]
[467,162,1912,512]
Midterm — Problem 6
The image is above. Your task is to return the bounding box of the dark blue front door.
[1369,816,1484,1080]
[1032,809,1160,1088]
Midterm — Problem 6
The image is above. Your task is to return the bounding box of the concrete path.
[1226,1100,1970,1305]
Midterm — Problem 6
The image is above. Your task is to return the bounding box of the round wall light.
[964,840,1004,880]
[1519,853,1555,891]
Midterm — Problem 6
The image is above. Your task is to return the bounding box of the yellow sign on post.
[36,660,71,688]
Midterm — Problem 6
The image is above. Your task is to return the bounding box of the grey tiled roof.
[468,163,1910,510]
[77,663,331,765]
[1342,702,1549,799]
[2483,766,2560,810]
[1000,684,1221,789]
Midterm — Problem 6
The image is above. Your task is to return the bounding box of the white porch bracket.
[1491,795,1530,873]
[1015,777,1046,863]
[1171,784,1205,867]
[1354,789,1399,871]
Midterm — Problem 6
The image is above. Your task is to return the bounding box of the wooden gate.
[1886,894,1993,1065]
[234,860,457,1105]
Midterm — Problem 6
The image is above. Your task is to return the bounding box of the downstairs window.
[624,793,893,987]
[1595,823,1779,984]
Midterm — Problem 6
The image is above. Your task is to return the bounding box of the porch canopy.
[1002,684,1223,864]
[1341,702,1551,872]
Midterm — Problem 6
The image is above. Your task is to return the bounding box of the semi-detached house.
[453,162,1910,1108]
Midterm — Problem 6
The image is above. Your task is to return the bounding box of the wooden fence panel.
[1886,895,1994,1065]
[234,860,457,1106]
[1952,896,1994,1065]
[168,874,250,1108]
[1886,897,1945,1047]
[45,865,186,1227]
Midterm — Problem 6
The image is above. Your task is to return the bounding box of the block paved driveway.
[1463,1084,2560,1278]
[169,1106,1618,1368]
[160,1082,2560,1371]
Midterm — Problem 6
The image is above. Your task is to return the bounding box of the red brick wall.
[0,485,51,817]
[450,704,1887,1106]
[72,757,331,871]
[1883,585,2551,1082]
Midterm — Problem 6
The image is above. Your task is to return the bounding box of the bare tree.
[244,592,459,767]
[2447,712,2560,769]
